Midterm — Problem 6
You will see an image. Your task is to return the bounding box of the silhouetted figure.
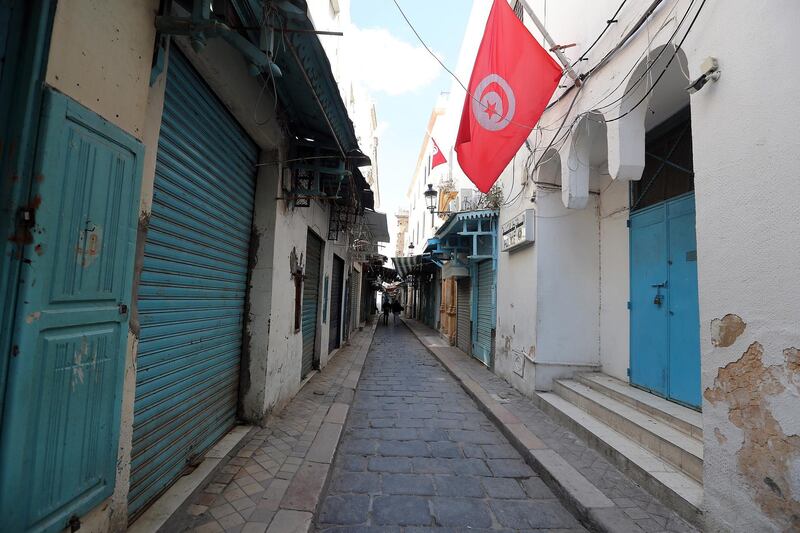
[391,300,403,325]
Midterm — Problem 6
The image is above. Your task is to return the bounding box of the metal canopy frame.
[428,210,499,269]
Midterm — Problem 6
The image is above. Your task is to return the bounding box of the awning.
[435,209,499,239]
[365,210,390,243]
[442,260,470,279]
[391,255,433,278]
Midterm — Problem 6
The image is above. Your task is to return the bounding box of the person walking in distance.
[381,298,390,325]
[391,299,403,325]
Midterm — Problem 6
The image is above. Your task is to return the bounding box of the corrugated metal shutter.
[329,255,344,352]
[473,260,494,366]
[350,268,359,330]
[457,278,471,355]
[130,49,258,517]
[302,232,322,378]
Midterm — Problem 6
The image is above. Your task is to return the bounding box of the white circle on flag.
[472,74,516,131]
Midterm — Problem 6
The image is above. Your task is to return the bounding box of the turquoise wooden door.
[0,89,143,532]
[629,193,700,408]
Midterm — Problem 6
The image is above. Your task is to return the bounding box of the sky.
[348,0,473,257]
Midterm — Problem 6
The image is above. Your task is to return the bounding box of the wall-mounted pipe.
[156,1,282,78]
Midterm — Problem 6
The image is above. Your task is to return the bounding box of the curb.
[402,319,644,533]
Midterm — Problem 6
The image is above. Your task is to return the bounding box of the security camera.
[686,57,720,94]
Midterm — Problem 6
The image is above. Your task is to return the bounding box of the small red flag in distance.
[455,0,563,193]
[431,138,447,169]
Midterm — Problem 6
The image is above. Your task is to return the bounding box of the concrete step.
[537,391,703,527]
[575,373,703,440]
[552,379,703,483]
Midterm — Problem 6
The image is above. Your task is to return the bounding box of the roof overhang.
[364,210,390,243]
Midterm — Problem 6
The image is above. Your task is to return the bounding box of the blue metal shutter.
[302,232,322,377]
[328,255,344,353]
[457,278,471,355]
[129,49,258,517]
[473,260,494,366]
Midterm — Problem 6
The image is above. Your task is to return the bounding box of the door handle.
[651,281,667,288]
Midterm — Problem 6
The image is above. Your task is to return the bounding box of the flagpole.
[517,0,582,86]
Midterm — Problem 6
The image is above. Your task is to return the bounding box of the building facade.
[0,1,385,531]
[407,1,800,531]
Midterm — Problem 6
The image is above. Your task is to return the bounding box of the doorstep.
[145,321,377,533]
[403,318,698,533]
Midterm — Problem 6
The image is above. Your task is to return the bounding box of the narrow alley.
[317,322,584,531]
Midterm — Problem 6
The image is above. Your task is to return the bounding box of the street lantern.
[424,184,438,214]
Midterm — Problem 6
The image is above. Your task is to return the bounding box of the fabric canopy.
[391,255,433,278]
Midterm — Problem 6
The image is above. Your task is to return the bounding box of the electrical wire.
[603,0,706,122]
[391,0,562,133]
[536,0,685,132]
[568,0,628,69]
[526,0,700,181]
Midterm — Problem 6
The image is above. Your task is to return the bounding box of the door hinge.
[68,515,81,532]
[626,301,631,310]
[627,367,631,376]
[119,303,128,315]
[626,219,631,228]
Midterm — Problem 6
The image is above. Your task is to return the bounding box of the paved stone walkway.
[316,322,587,532]
[161,325,374,533]
[405,320,697,533]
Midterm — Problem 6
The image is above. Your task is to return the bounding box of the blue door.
[629,205,669,397]
[666,195,700,407]
[630,193,700,408]
[0,89,143,532]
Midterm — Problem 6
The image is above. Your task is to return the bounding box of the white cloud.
[343,24,442,96]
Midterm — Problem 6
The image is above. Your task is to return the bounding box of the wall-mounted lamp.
[686,57,720,94]
[424,184,438,215]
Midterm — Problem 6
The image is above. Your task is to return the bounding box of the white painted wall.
[491,0,800,529]
[682,2,800,531]
[598,176,629,382]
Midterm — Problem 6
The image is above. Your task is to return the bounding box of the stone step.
[575,373,703,440]
[553,379,703,483]
[536,391,703,528]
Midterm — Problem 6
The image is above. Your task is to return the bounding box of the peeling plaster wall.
[39,2,163,530]
[261,198,351,415]
[45,0,159,140]
[240,152,281,423]
[683,1,800,530]
[495,236,538,397]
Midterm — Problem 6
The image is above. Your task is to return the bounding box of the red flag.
[431,138,447,169]
[455,0,562,193]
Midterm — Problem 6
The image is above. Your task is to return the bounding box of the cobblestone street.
[316,322,586,532]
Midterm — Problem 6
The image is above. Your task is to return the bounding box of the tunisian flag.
[431,138,447,169]
[455,0,563,193]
